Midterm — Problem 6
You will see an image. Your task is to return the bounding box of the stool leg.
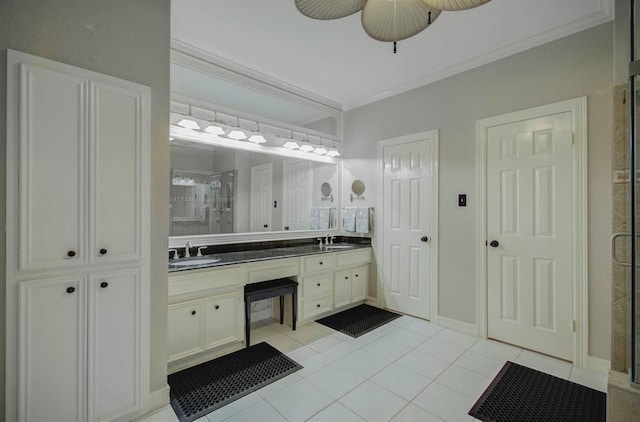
[292,289,297,331]
[245,298,251,348]
[279,295,285,324]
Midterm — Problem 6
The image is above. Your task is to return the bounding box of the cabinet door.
[18,276,87,422]
[17,64,87,272]
[168,300,205,362]
[88,270,141,421]
[351,266,368,303]
[91,82,146,264]
[205,292,242,349]
[334,270,352,308]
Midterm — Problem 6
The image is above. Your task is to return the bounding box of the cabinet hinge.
[572,320,576,332]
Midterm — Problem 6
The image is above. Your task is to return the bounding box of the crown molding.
[171,39,343,114]
[343,4,614,110]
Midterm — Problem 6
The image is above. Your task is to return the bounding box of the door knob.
[421,236,429,242]
[489,240,499,248]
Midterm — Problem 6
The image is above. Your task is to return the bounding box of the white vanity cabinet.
[6,50,150,422]
[299,254,336,320]
[168,299,205,361]
[168,266,244,366]
[334,266,368,308]
[333,249,371,309]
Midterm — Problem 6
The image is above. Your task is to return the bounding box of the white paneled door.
[380,131,438,320]
[486,112,574,361]
[283,160,311,231]
[250,163,273,232]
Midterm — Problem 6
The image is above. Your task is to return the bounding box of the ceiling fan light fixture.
[362,0,441,43]
[421,0,491,11]
[295,0,366,20]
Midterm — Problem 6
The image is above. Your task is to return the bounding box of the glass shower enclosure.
[630,0,639,385]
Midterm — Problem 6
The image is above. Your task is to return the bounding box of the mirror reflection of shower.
[170,169,237,236]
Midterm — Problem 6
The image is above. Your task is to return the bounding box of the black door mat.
[469,361,606,422]
[168,342,302,422]
[316,304,401,338]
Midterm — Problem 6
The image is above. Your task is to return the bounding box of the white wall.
[343,23,614,360]
[0,0,170,415]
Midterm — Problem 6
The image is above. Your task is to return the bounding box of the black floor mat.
[316,304,401,337]
[168,342,302,422]
[469,361,606,422]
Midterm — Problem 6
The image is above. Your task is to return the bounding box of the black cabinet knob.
[421,236,429,242]
[100,281,108,288]
[489,240,499,248]
[66,286,75,294]
[214,305,220,310]
[263,224,268,228]
[99,248,107,255]
[344,276,348,280]
[191,310,196,315]
[355,274,359,277]
[67,250,76,258]
[316,304,321,308]
[317,283,321,287]
[319,261,323,265]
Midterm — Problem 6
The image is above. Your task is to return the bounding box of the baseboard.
[436,315,480,337]
[365,297,378,307]
[132,385,170,421]
[588,356,611,373]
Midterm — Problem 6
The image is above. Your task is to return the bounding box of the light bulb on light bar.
[248,134,267,144]
[204,124,225,135]
[283,141,300,150]
[314,147,328,155]
[327,150,341,157]
[177,118,200,130]
[228,129,248,140]
[299,144,314,152]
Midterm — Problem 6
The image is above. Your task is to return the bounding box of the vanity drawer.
[302,273,333,297]
[336,248,371,268]
[302,254,335,274]
[303,294,333,319]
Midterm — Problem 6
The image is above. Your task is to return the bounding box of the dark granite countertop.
[168,242,371,272]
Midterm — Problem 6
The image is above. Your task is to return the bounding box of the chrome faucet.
[185,242,193,258]
[325,233,333,245]
[168,249,178,260]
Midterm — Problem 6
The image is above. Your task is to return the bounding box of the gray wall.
[343,23,614,360]
[0,0,171,416]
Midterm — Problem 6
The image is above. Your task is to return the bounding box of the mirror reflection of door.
[250,163,273,232]
[283,160,312,231]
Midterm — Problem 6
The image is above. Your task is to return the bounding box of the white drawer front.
[303,294,333,319]
[302,273,333,297]
[302,254,336,273]
[336,248,371,268]
[169,265,245,298]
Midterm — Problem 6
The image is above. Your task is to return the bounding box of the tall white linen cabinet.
[5,50,151,421]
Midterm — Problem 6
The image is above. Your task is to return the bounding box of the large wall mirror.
[170,141,339,238]
[169,47,343,246]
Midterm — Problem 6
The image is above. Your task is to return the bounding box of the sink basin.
[323,244,355,250]
[170,257,221,267]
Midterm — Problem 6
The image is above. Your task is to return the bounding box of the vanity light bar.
[170,125,340,164]
[248,134,267,144]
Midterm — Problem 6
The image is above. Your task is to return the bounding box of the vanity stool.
[244,278,298,348]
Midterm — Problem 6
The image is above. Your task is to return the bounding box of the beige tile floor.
[141,314,608,422]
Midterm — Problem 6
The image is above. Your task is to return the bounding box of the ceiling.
[171,0,613,112]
